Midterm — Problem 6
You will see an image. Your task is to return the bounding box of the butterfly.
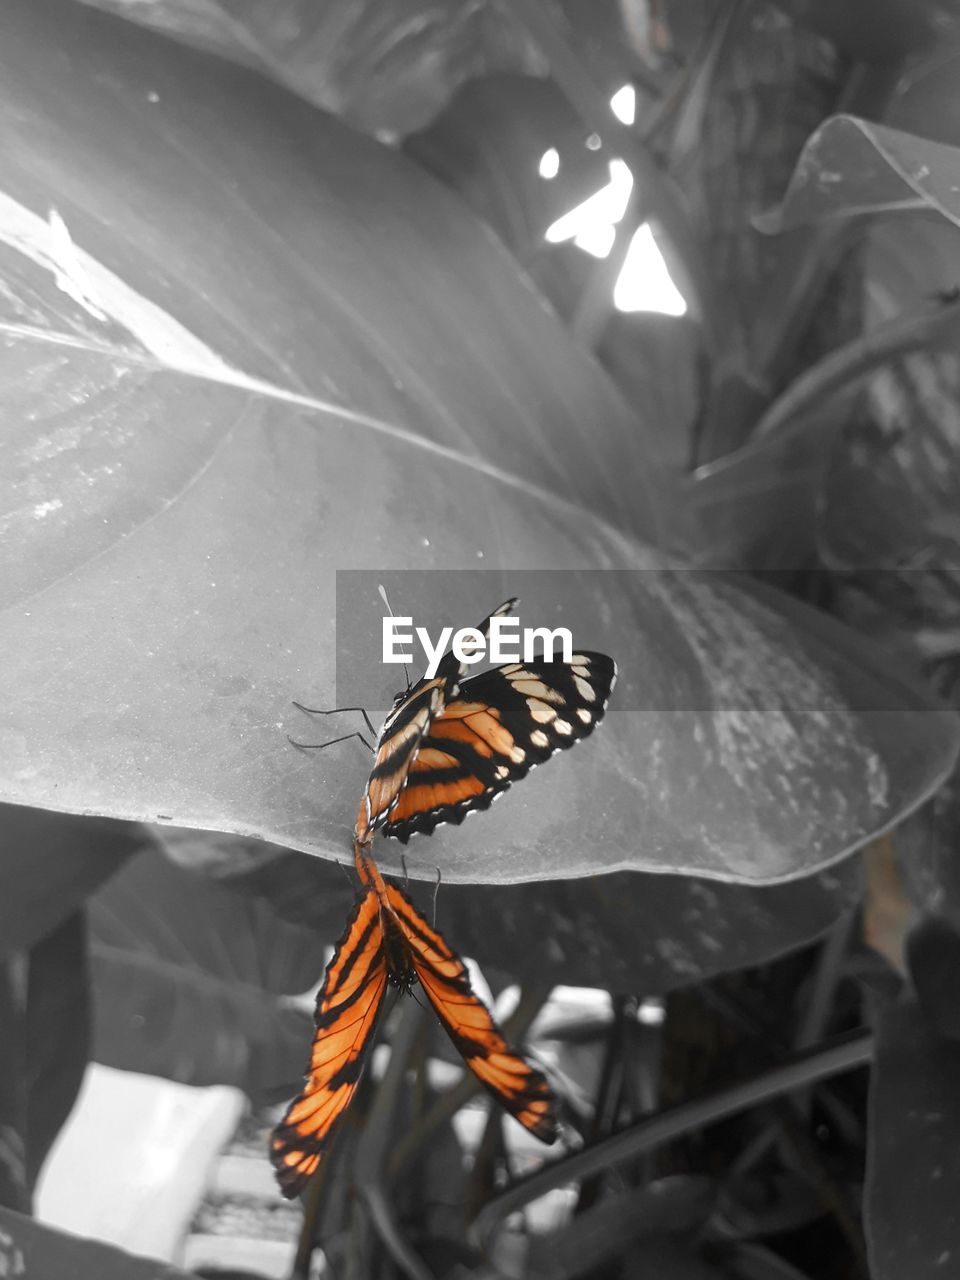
[271,846,557,1198]
[354,598,517,844]
[352,600,616,844]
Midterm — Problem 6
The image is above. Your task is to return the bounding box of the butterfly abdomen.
[381,908,419,993]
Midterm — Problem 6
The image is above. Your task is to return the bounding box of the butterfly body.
[379,901,418,994]
[356,676,451,843]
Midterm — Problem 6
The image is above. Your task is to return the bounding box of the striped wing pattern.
[382,652,616,843]
[271,890,387,1197]
[272,865,557,1197]
[355,598,517,843]
[273,602,613,1194]
[385,881,558,1142]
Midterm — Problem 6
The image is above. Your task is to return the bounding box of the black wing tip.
[269,1135,315,1199]
[493,1071,559,1145]
[529,1112,560,1145]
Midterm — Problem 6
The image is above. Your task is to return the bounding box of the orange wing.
[271,889,387,1197]
[355,599,519,843]
[381,653,617,843]
[384,882,557,1143]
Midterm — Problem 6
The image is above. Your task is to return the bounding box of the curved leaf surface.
[88,848,326,1096]
[0,805,138,957]
[0,0,956,885]
[77,0,541,136]
[197,838,863,992]
[758,115,960,233]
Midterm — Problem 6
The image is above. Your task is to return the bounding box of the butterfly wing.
[357,598,519,842]
[384,882,557,1143]
[271,889,387,1197]
[381,651,616,842]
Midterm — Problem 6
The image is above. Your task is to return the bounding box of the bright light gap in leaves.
[539,147,560,179]
[538,85,686,316]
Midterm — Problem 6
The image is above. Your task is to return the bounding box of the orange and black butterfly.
[353,599,519,843]
[271,847,557,1198]
[341,600,616,843]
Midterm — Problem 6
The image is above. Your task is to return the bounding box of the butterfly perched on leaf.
[271,848,556,1197]
[352,598,616,844]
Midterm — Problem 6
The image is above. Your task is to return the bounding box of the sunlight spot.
[614,224,687,315]
[610,84,636,125]
[545,159,633,259]
[574,222,616,258]
[539,147,560,179]
[638,997,666,1025]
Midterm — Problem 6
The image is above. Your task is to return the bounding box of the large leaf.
[865,999,960,1279]
[87,847,326,1095]
[0,0,956,887]
[77,0,543,135]
[758,116,960,233]
[0,1206,199,1279]
[0,806,137,956]
[206,839,863,992]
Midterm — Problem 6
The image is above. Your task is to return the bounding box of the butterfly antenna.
[401,853,410,890]
[432,866,442,929]
[379,582,411,692]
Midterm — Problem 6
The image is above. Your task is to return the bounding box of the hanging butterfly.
[291,598,616,845]
[271,847,556,1197]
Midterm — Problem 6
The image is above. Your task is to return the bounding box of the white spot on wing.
[513,677,565,704]
[528,701,555,724]
[574,675,595,701]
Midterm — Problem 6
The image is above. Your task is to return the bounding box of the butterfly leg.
[401,853,409,890]
[292,702,377,738]
[287,731,375,753]
[335,858,356,888]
